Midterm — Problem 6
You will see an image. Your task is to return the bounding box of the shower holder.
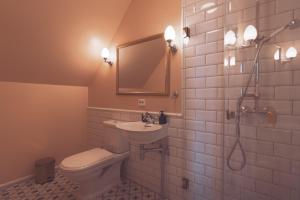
[226,107,277,123]
[240,106,271,114]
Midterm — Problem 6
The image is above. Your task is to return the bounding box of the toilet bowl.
[60,120,130,200]
[60,148,129,200]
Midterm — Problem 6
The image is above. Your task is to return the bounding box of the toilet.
[59,120,129,200]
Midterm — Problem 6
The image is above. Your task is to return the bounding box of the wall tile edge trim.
[87,107,183,117]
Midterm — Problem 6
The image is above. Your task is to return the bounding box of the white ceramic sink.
[116,121,162,132]
[116,121,167,144]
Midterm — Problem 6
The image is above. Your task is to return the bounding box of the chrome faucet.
[141,112,154,124]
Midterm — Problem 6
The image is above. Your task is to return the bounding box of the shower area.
[222,0,300,199]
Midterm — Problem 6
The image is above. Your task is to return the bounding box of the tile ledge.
[87,106,183,117]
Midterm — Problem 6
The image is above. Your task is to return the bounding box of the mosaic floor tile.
[0,170,161,200]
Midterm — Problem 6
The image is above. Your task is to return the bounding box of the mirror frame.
[116,33,170,96]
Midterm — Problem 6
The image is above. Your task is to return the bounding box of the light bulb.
[243,25,257,42]
[164,25,176,42]
[224,30,237,46]
[274,49,280,61]
[286,47,297,59]
[101,48,110,59]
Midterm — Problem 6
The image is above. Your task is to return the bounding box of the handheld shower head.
[288,19,300,30]
[264,18,300,41]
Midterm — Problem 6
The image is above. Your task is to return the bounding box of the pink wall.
[0,82,87,184]
[0,0,181,185]
[0,0,131,86]
[0,0,134,184]
[88,0,182,113]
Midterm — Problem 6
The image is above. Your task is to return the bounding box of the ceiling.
[0,0,132,86]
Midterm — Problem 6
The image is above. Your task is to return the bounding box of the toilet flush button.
[137,99,146,106]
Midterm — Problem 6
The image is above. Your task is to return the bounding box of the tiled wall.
[222,0,300,200]
[87,108,222,200]
[87,109,164,193]
[87,0,300,200]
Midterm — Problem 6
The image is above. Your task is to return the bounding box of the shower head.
[288,19,300,30]
[267,19,300,40]
[253,19,300,70]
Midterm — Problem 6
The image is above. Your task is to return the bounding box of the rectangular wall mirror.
[116,33,170,95]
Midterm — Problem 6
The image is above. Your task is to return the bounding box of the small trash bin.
[35,157,55,184]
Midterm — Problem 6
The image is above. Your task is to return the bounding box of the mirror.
[116,33,170,95]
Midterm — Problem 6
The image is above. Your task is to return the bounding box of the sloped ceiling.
[0,0,132,86]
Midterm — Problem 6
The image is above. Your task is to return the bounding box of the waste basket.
[35,157,55,184]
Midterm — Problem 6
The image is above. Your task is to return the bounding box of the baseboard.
[0,174,34,189]
[0,165,60,189]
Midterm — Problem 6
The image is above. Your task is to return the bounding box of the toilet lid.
[60,148,113,171]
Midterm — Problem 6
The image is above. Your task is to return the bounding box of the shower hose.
[226,19,299,171]
[226,41,265,171]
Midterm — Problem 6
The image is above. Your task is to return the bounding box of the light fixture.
[164,25,177,52]
[274,46,297,65]
[243,25,258,42]
[224,30,237,46]
[101,48,112,65]
[274,48,281,61]
[183,27,190,45]
[286,47,297,59]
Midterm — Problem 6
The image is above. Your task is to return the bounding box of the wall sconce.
[286,47,298,59]
[243,25,258,46]
[274,46,297,65]
[183,27,190,45]
[224,30,237,46]
[101,48,113,65]
[164,25,177,53]
[274,48,281,61]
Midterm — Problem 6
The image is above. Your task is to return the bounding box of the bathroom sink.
[116,121,162,132]
[116,121,167,144]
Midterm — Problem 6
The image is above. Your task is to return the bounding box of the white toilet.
[59,120,129,200]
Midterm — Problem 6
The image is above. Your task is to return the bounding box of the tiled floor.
[0,170,161,200]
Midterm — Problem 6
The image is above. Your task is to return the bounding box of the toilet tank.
[102,120,129,154]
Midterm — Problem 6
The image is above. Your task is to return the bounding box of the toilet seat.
[60,148,114,171]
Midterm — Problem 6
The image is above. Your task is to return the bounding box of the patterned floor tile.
[142,192,156,200]
[129,192,142,200]
[0,170,161,200]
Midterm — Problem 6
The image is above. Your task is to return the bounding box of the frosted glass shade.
[101,48,110,59]
[164,25,176,41]
[243,25,257,41]
[224,30,237,46]
[274,49,280,61]
[286,47,297,59]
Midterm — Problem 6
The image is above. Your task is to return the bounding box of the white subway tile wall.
[222,0,300,200]
[87,0,300,200]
